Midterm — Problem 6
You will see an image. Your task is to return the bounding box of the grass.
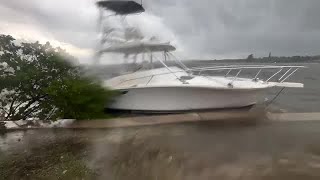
[110,136,185,180]
[0,137,96,180]
[2,129,320,180]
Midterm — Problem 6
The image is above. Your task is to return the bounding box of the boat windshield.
[120,50,189,74]
[98,41,188,73]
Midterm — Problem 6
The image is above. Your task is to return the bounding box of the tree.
[45,77,116,119]
[0,34,114,120]
[246,54,254,61]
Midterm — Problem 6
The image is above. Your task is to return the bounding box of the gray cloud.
[1,0,320,62]
[0,0,98,49]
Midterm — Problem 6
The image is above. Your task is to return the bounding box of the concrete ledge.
[70,113,201,129]
[267,112,320,122]
[70,112,320,129]
[70,111,263,129]
[3,112,320,130]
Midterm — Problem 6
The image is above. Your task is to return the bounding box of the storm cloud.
[1,0,320,63]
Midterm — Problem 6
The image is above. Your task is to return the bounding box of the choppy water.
[267,63,320,112]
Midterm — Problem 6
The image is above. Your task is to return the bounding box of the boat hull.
[107,86,265,112]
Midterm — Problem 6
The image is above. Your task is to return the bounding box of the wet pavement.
[2,120,320,179]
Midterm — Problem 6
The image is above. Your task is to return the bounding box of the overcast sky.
[1,0,320,63]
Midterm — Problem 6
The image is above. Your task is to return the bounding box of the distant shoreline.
[184,59,320,64]
[183,60,320,64]
[185,55,320,64]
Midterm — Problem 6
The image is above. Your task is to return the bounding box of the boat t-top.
[96,0,304,113]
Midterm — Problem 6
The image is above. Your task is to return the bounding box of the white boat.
[96,1,304,113]
[101,42,304,112]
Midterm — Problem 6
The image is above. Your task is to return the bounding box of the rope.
[267,87,285,107]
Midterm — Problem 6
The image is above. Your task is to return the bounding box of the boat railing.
[114,65,305,87]
[189,65,305,83]
[163,52,305,83]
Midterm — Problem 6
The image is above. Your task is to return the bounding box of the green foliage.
[46,77,115,119]
[0,34,114,120]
